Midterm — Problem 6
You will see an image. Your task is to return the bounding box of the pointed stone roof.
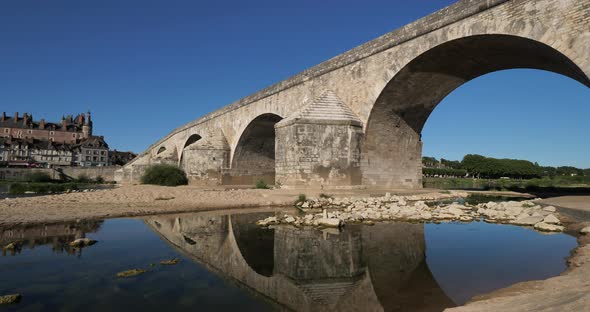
[276,91,362,128]
[185,131,229,150]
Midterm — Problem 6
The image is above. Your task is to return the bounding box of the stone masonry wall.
[275,122,363,187]
[181,148,229,186]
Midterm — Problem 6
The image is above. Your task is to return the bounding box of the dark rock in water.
[2,242,21,250]
[160,258,180,265]
[69,238,97,248]
[0,294,21,305]
[116,269,146,278]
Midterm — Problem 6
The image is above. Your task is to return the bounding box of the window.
[94,151,98,155]
[100,157,105,161]
[86,150,90,154]
[50,131,54,136]
[72,133,76,137]
[3,128,8,133]
[101,151,106,155]
[93,156,97,161]
[86,156,90,161]
[27,130,32,134]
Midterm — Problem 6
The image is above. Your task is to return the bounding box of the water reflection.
[144,213,455,311]
[0,221,102,257]
[0,211,576,312]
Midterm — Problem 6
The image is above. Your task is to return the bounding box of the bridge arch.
[178,134,202,167]
[229,113,283,185]
[361,34,590,188]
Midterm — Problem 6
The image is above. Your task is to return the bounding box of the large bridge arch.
[178,133,202,167]
[228,113,283,185]
[361,34,590,188]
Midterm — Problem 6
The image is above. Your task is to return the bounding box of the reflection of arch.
[230,212,275,277]
[361,223,455,311]
[361,34,590,187]
[228,113,283,185]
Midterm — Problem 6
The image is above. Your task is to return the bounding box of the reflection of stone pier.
[145,212,455,311]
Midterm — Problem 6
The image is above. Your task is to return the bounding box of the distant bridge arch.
[228,113,283,185]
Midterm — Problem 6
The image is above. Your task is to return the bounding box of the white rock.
[459,216,473,222]
[420,211,432,219]
[511,216,545,226]
[317,218,342,228]
[284,216,296,223]
[534,222,564,232]
[447,206,464,217]
[543,214,561,225]
[301,202,309,208]
[256,216,278,226]
[505,206,523,216]
[580,226,590,235]
[543,206,557,212]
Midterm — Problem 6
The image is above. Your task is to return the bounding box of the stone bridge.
[116,0,590,188]
[144,211,455,311]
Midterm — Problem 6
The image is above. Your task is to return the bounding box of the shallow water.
[0,210,577,312]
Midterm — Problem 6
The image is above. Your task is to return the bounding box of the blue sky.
[1,1,588,168]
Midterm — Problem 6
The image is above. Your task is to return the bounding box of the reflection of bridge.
[144,212,455,311]
[0,221,102,256]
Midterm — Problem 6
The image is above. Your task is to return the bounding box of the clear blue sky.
[1,1,588,168]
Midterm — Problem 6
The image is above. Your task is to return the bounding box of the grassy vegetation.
[255,179,270,189]
[25,172,53,183]
[140,164,188,186]
[2,171,111,195]
[295,194,307,205]
[8,182,82,194]
[424,176,590,196]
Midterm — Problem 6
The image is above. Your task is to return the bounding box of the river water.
[0,210,577,312]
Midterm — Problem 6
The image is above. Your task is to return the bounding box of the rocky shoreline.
[257,191,569,233]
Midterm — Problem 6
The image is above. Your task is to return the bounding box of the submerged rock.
[160,259,180,265]
[2,242,21,250]
[0,294,21,305]
[69,238,97,248]
[534,222,565,232]
[317,218,342,228]
[116,269,146,278]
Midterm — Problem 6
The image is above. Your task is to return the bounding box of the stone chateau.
[0,112,135,167]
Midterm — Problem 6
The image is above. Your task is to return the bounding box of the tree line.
[423,154,590,179]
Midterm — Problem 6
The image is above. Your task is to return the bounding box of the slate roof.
[276,91,362,128]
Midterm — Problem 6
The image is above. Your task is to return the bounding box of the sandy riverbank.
[0,184,451,226]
